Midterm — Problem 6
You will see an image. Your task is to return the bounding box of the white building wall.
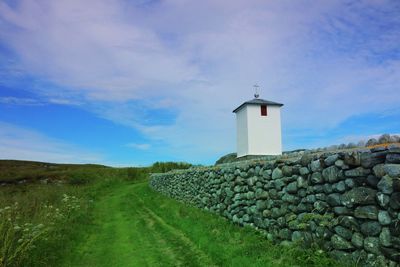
[236,104,282,157]
[247,105,282,155]
[236,107,248,157]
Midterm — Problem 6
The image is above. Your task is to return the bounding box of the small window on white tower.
[261,105,267,116]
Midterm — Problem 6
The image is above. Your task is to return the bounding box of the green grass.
[1,161,342,267]
[0,161,192,266]
[62,181,340,267]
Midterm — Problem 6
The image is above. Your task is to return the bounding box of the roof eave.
[232,102,284,113]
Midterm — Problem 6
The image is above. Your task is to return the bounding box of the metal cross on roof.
[253,84,260,98]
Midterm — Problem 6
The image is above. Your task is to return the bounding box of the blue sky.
[0,0,399,166]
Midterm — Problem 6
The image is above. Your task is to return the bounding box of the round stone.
[378,210,391,225]
[373,164,386,178]
[344,178,355,188]
[334,226,352,240]
[335,159,345,168]
[311,172,323,184]
[310,160,322,172]
[333,181,346,193]
[354,205,378,219]
[305,194,316,203]
[291,231,303,242]
[333,206,352,215]
[286,181,298,193]
[282,166,293,177]
[331,234,354,250]
[390,192,400,210]
[376,192,390,208]
[384,164,400,177]
[380,227,392,247]
[361,221,382,237]
[323,183,333,194]
[299,167,310,176]
[351,232,364,248]
[377,175,394,194]
[272,167,283,179]
[327,193,342,206]
[313,201,329,213]
[322,166,339,183]
[297,176,307,189]
[387,153,400,164]
[364,237,380,254]
[324,154,339,166]
[341,187,377,207]
[339,216,359,231]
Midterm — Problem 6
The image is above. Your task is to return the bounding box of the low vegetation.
[0,160,340,266]
[0,161,190,266]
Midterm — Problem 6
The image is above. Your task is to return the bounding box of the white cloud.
[0,122,103,164]
[126,143,151,150]
[0,96,42,106]
[0,0,399,162]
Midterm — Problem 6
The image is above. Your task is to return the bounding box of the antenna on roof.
[253,84,260,98]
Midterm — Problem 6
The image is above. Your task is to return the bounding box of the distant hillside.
[0,160,193,184]
[0,160,109,184]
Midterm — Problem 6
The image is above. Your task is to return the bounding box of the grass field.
[0,160,342,267]
[60,181,339,267]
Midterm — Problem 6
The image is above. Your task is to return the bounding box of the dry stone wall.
[150,146,400,266]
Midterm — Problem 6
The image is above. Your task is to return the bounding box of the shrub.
[366,138,378,147]
[378,134,391,144]
[151,162,192,173]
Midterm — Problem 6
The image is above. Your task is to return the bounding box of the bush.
[378,134,391,144]
[151,162,192,173]
[126,168,148,181]
[67,170,92,185]
[366,138,378,147]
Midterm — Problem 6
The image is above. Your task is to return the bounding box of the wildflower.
[13,225,21,231]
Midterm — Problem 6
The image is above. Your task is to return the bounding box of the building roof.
[232,98,284,113]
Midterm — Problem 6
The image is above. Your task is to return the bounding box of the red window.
[261,105,267,116]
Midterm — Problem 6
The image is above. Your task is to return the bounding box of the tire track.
[142,206,217,267]
[139,210,185,266]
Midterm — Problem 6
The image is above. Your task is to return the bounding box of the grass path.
[62,182,216,267]
[60,181,338,267]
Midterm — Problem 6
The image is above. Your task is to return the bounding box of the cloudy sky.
[0,0,399,166]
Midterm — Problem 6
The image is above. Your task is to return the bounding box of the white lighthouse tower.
[233,87,283,158]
